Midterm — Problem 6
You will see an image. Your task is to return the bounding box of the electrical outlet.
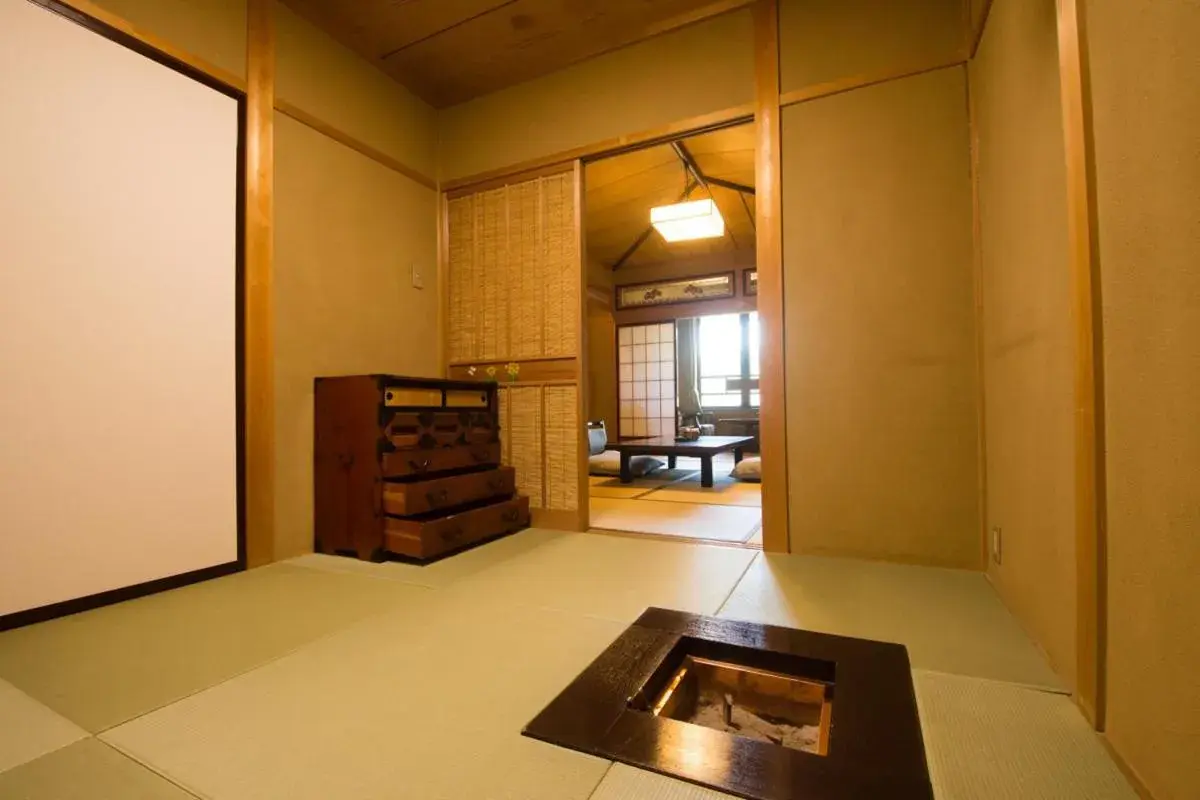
[411,262,424,290]
[991,526,1002,565]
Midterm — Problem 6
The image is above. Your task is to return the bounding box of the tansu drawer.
[381,442,501,478]
[386,411,496,450]
[383,467,515,517]
[385,496,530,560]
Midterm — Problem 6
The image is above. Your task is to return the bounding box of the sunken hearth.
[523,609,932,800]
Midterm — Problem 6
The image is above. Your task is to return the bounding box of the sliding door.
[445,169,587,530]
[0,0,243,622]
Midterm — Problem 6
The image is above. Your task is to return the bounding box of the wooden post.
[754,0,790,553]
[1057,0,1107,730]
[574,161,591,532]
[244,0,276,567]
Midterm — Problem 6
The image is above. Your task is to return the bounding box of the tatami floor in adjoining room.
[0,529,1137,800]
[589,453,764,548]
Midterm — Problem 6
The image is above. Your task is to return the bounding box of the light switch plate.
[411,262,424,290]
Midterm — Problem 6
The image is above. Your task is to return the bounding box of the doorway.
[582,122,764,548]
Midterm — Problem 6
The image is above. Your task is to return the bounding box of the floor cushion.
[588,450,665,478]
[731,456,762,483]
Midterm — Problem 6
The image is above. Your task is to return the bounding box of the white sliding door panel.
[0,0,240,616]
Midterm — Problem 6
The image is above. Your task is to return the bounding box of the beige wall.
[781,67,980,567]
[274,2,436,176]
[586,299,618,432]
[274,113,439,559]
[88,0,247,79]
[437,10,754,182]
[779,0,966,94]
[87,0,442,562]
[1085,1,1200,798]
[970,0,1076,688]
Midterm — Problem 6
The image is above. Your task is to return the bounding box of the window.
[699,312,760,408]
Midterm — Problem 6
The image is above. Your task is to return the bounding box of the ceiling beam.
[740,191,756,232]
[671,141,756,195]
[671,141,709,192]
[612,179,697,270]
[706,175,756,195]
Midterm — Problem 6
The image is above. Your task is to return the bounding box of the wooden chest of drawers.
[314,375,529,562]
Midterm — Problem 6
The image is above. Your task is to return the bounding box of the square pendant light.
[650,198,725,242]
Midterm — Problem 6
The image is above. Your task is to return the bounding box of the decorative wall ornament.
[744,269,758,296]
[615,272,735,310]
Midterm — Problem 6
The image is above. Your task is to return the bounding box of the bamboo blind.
[447,196,476,362]
[543,385,579,511]
[507,386,545,510]
[446,172,578,363]
[497,384,579,513]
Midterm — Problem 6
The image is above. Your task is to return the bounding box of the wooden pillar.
[244,0,276,567]
[573,161,591,533]
[1057,0,1107,730]
[753,0,790,553]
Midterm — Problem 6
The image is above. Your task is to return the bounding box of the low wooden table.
[610,435,756,488]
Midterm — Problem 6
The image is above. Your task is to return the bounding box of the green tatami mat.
[103,594,620,800]
[0,678,86,774]
[0,564,429,732]
[915,670,1136,799]
[719,553,1065,689]
[0,738,195,799]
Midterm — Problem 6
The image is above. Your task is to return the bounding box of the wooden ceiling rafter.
[608,135,755,270]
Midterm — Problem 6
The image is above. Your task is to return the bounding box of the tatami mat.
[103,595,620,800]
[285,527,566,588]
[0,564,430,732]
[588,482,658,499]
[590,498,762,543]
[646,474,762,507]
[590,672,1137,800]
[0,738,195,799]
[588,469,703,500]
[718,554,1064,689]
[915,670,1137,799]
[590,764,736,799]
[436,532,758,623]
[0,678,87,774]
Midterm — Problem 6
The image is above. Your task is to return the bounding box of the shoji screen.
[618,322,677,439]
[0,0,242,620]
[445,171,584,528]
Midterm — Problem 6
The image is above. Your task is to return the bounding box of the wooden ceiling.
[586,123,756,271]
[280,0,750,108]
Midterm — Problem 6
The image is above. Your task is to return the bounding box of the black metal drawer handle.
[439,525,464,543]
[469,448,491,463]
[408,458,431,473]
[500,509,521,524]
[486,477,508,493]
[425,488,450,507]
